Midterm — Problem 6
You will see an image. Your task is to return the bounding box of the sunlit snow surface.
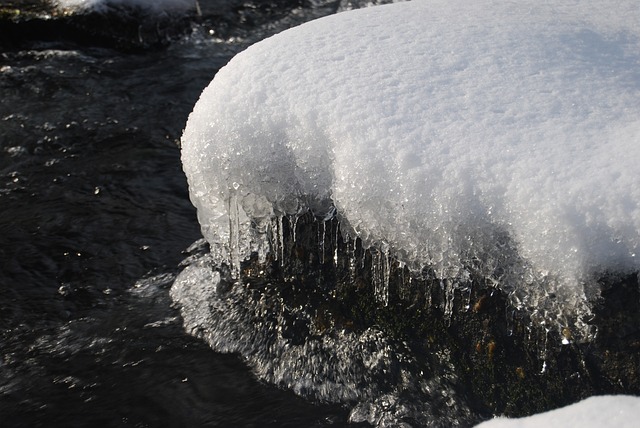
[182,0,640,322]
[475,395,640,428]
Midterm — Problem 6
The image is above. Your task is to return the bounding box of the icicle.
[424,277,432,308]
[316,221,321,262]
[397,261,408,301]
[278,215,284,265]
[462,283,472,312]
[257,239,268,264]
[228,185,241,279]
[373,246,389,306]
[539,326,550,374]
[333,221,339,266]
[383,250,390,305]
[442,278,455,324]
[269,216,283,264]
[372,249,381,303]
[321,220,326,264]
[290,214,299,244]
[348,238,357,282]
[269,217,278,261]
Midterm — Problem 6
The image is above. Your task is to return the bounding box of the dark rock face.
[232,210,640,419]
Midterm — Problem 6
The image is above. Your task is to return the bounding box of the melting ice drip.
[181,0,640,334]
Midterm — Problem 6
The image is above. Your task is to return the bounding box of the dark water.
[0,1,361,426]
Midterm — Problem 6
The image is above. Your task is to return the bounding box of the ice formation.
[170,248,474,425]
[475,395,640,428]
[182,0,640,319]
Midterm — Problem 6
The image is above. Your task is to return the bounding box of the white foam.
[182,0,640,319]
[475,395,640,428]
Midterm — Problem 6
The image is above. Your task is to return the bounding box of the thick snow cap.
[182,0,640,317]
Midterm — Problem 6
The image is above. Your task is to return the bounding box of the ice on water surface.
[182,0,640,320]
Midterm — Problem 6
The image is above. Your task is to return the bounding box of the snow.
[52,0,196,13]
[475,395,640,428]
[181,0,640,322]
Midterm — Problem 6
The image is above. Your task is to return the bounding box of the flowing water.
[0,1,363,425]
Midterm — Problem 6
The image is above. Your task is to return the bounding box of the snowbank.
[182,0,640,319]
[475,395,640,428]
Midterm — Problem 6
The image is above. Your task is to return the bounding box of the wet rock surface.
[219,211,640,420]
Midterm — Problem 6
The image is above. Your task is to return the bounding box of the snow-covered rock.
[182,0,640,323]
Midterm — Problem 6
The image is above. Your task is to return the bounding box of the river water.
[0,1,366,426]
[4,1,639,427]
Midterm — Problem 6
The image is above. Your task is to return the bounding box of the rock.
[229,210,640,419]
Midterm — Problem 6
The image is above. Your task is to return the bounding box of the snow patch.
[475,395,640,428]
